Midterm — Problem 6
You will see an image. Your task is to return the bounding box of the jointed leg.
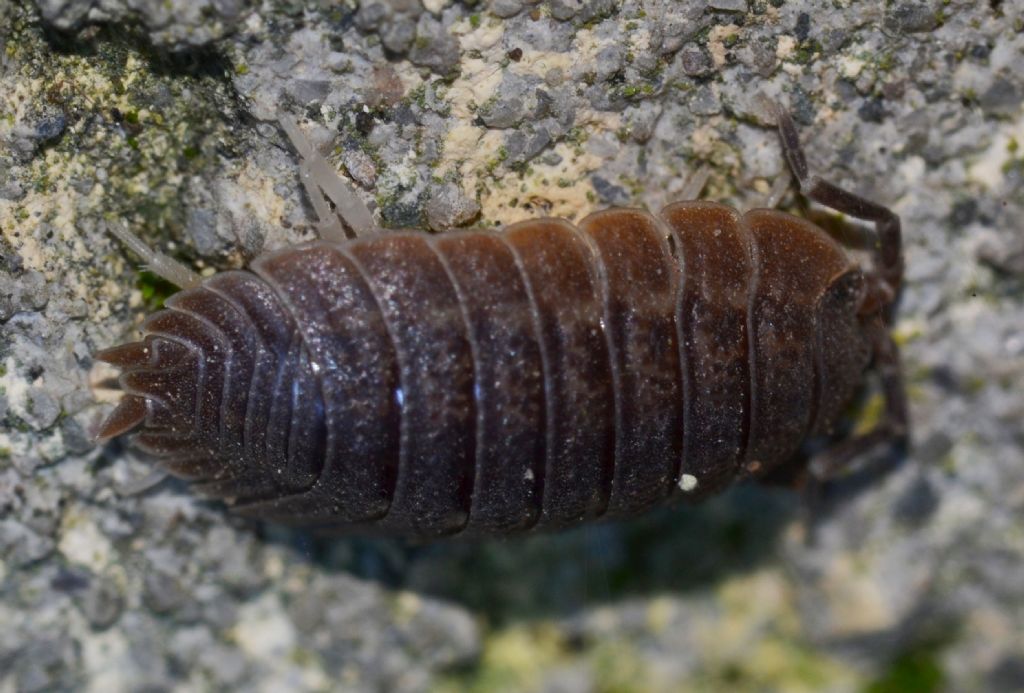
[106,222,202,289]
[679,165,711,201]
[767,100,904,303]
[808,323,909,482]
[118,465,171,496]
[763,168,792,209]
[278,114,376,240]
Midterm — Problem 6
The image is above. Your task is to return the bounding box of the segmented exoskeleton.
[95,103,908,538]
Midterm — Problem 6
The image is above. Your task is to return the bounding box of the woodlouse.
[95,102,908,538]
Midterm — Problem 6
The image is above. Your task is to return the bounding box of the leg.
[763,168,792,209]
[106,222,202,289]
[808,322,909,482]
[802,351,906,527]
[278,114,376,240]
[118,466,171,496]
[767,100,904,301]
[678,165,711,201]
[297,158,347,243]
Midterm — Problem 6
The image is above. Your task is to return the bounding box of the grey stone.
[479,74,536,128]
[33,0,92,29]
[680,45,712,76]
[577,0,615,24]
[409,16,460,75]
[595,45,625,81]
[142,569,192,616]
[33,113,66,144]
[534,89,555,119]
[891,475,941,527]
[631,51,660,78]
[32,0,254,49]
[424,182,481,231]
[491,0,524,18]
[286,80,331,109]
[355,1,391,31]
[13,637,80,693]
[481,96,526,128]
[379,195,425,228]
[24,387,61,430]
[794,11,811,42]
[544,67,565,86]
[886,2,940,33]
[399,598,480,667]
[196,527,266,595]
[988,657,1024,691]
[0,180,25,200]
[656,9,708,56]
[747,37,779,77]
[539,665,595,693]
[1,271,19,321]
[546,86,576,125]
[0,470,20,515]
[979,77,1022,118]
[50,566,91,593]
[591,175,630,205]
[76,575,125,629]
[501,13,577,51]
[381,15,418,54]
[708,0,747,12]
[978,235,1024,276]
[858,97,889,123]
[185,205,220,258]
[689,84,721,115]
[623,102,661,143]
[548,0,581,21]
[201,643,248,687]
[0,519,55,567]
[541,151,562,165]
[504,127,552,163]
[585,83,627,112]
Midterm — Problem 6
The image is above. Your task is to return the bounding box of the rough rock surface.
[2,0,1023,690]
[33,0,253,50]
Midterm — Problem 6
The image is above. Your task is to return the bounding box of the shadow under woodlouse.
[258,483,799,623]
[259,429,904,624]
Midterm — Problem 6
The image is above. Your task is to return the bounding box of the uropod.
[94,101,908,538]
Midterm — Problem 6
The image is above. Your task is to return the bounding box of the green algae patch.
[851,392,887,437]
[691,638,857,693]
[865,646,945,693]
[434,623,567,693]
[435,623,669,693]
[136,269,178,311]
[0,4,245,283]
[590,638,660,693]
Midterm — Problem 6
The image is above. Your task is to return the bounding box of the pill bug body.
[97,107,907,538]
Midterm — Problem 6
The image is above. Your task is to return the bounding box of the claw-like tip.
[94,342,151,369]
[95,395,147,441]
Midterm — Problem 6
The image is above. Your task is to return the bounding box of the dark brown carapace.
[95,104,908,538]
